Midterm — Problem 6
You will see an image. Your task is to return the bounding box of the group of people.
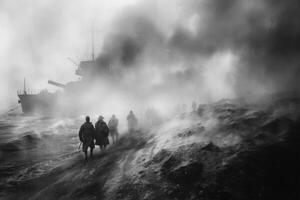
[78,110,138,161]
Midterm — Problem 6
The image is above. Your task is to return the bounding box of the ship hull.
[18,94,57,114]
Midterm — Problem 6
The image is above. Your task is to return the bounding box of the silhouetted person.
[191,101,198,118]
[108,114,119,144]
[127,110,138,132]
[79,116,95,161]
[95,116,109,151]
[192,101,197,112]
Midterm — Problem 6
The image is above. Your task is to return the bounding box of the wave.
[0,132,41,153]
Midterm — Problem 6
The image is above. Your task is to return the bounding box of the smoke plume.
[1,0,299,115]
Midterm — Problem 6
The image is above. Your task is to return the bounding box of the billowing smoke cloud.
[88,1,239,112]
[1,0,299,115]
[92,0,300,105]
[186,0,300,98]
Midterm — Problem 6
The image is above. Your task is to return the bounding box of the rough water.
[0,96,299,200]
[0,112,82,196]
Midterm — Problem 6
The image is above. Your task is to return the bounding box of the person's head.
[130,110,133,114]
[98,115,104,121]
[85,116,90,122]
[112,114,115,118]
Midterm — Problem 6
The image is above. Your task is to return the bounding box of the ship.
[17,56,102,115]
[17,28,117,115]
[17,79,61,114]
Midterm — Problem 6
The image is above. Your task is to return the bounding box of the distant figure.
[145,107,162,127]
[127,110,138,132]
[108,114,119,144]
[191,101,198,118]
[192,101,197,112]
[95,116,109,151]
[79,116,95,161]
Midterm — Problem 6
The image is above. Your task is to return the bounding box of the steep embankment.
[2,97,300,200]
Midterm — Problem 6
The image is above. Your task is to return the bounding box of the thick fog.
[1,0,299,114]
[0,0,139,113]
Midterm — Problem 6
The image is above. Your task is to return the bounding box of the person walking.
[95,116,109,151]
[108,114,119,144]
[127,110,138,132]
[78,116,95,161]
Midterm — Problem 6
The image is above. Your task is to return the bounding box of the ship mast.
[91,21,95,61]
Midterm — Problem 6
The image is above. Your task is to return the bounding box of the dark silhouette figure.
[192,101,197,112]
[191,101,198,117]
[108,114,119,144]
[127,110,138,132]
[79,116,95,161]
[95,116,109,151]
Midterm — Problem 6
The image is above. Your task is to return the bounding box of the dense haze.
[1,0,300,114]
